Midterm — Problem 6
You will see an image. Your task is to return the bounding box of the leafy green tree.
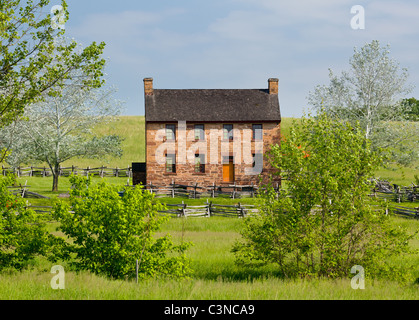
[0,0,106,128]
[0,175,64,271]
[53,176,192,280]
[308,40,419,165]
[401,97,419,121]
[233,112,416,280]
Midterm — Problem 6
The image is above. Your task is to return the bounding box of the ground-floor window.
[194,154,205,173]
[166,153,176,173]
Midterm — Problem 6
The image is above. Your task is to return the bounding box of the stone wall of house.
[145,122,281,187]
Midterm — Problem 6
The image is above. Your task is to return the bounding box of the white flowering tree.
[0,69,124,191]
[308,40,419,165]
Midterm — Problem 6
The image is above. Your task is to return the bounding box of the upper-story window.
[166,124,176,141]
[252,124,263,141]
[194,124,205,140]
[223,124,233,141]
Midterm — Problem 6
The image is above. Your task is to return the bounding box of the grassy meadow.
[0,213,418,300]
[1,116,419,300]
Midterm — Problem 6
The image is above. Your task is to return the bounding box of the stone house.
[140,77,281,186]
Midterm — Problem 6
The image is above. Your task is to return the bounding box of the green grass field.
[0,213,418,300]
[1,116,419,300]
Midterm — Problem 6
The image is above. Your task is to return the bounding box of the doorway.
[222,156,235,183]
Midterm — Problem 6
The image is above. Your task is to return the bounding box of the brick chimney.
[144,78,154,96]
[268,78,279,95]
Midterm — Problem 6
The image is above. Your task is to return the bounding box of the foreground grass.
[1,270,418,300]
[1,215,418,300]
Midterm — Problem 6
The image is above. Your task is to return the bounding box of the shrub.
[232,112,416,280]
[0,175,61,271]
[53,175,192,280]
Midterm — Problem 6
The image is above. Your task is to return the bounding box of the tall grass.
[1,270,418,300]
[1,215,418,300]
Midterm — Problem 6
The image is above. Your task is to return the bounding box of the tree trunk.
[52,163,60,192]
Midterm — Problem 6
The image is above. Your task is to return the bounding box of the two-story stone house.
[142,77,281,186]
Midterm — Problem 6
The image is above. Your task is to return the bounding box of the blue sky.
[61,0,419,117]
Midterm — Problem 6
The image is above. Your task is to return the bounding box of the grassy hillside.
[60,116,145,169]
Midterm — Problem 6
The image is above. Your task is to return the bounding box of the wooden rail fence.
[26,201,258,219]
[144,181,280,199]
[160,200,258,218]
[8,182,49,199]
[371,179,419,203]
[391,205,419,219]
[9,177,419,220]
[371,190,419,203]
[27,202,418,220]
[1,165,132,178]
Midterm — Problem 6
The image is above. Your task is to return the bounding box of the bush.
[0,175,61,271]
[53,175,192,280]
[232,112,416,280]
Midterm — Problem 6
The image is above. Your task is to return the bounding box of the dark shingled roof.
[145,89,281,122]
